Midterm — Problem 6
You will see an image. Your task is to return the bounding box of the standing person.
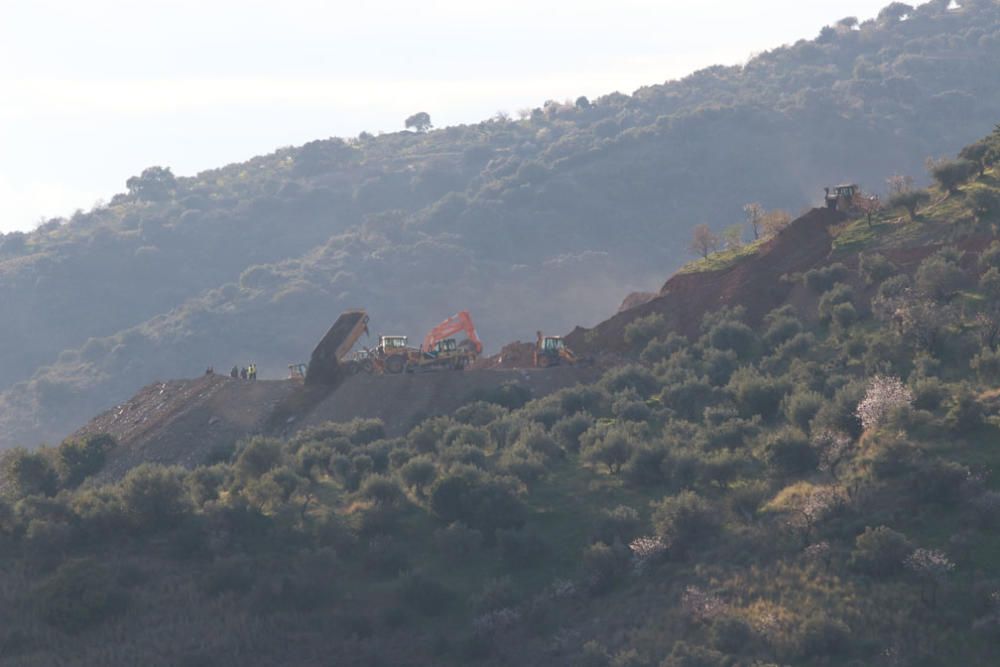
[240,367,248,380]
[231,365,239,378]
[249,363,256,381]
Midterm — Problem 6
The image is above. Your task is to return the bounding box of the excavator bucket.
[305,310,370,385]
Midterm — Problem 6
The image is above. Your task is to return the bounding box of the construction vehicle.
[288,363,308,381]
[824,184,863,213]
[365,311,484,374]
[304,310,370,385]
[534,331,577,368]
[416,311,483,371]
[366,334,417,374]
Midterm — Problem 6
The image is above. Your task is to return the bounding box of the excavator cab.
[541,337,565,352]
[428,338,458,356]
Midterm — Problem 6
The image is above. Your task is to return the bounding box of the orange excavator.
[412,310,483,371]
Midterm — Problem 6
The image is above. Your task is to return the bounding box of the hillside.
[2,123,1000,665]
[4,1,1000,449]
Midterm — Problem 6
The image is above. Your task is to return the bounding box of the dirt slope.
[566,207,844,353]
[298,366,602,436]
[80,376,297,482]
[75,366,602,481]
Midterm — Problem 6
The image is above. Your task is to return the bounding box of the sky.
[0,0,904,234]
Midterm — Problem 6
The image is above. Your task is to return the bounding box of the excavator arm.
[422,311,483,355]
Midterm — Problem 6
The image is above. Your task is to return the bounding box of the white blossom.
[681,585,726,622]
[856,375,913,431]
[905,548,955,577]
[629,536,667,573]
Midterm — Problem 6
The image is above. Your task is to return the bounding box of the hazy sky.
[1,0,904,233]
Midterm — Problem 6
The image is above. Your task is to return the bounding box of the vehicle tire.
[361,358,375,374]
[344,360,360,375]
[385,354,406,374]
[537,354,552,368]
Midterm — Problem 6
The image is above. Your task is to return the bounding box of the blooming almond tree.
[906,548,955,607]
[856,375,914,431]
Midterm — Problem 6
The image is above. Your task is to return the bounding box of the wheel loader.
[534,331,577,368]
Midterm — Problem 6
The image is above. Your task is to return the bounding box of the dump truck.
[534,331,578,368]
[304,310,370,385]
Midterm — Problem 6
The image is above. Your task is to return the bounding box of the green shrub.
[583,426,636,474]
[889,189,930,220]
[729,369,789,421]
[1,447,60,498]
[360,474,405,506]
[967,184,1000,222]
[783,390,824,432]
[980,241,1000,270]
[915,251,965,301]
[581,542,630,595]
[429,467,526,536]
[397,573,454,616]
[602,365,660,398]
[651,491,719,556]
[552,413,594,451]
[433,522,482,563]
[849,526,913,576]
[709,615,757,654]
[804,263,849,293]
[641,333,687,365]
[56,434,115,488]
[661,641,728,667]
[235,437,283,480]
[930,157,976,193]
[971,348,1000,382]
[798,615,851,658]
[817,283,853,324]
[593,505,642,545]
[454,401,508,426]
[33,558,127,633]
[859,253,897,285]
[470,381,532,409]
[399,456,437,496]
[497,528,548,569]
[119,464,190,531]
[624,313,666,351]
[706,320,757,359]
[760,427,816,477]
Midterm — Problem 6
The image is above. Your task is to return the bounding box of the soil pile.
[566,207,844,354]
[477,341,537,369]
[74,366,601,481]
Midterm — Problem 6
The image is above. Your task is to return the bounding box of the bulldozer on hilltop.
[534,331,578,368]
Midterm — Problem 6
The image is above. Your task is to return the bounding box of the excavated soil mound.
[566,207,844,354]
[75,366,602,481]
[79,376,297,483]
[298,366,602,436]
[477,341,537,369]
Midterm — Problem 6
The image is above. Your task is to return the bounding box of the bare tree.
[858,194,882,228]
[743,202,764,240]
[886,174,914,196]
[761,210,792,238]
[689,224,720,259]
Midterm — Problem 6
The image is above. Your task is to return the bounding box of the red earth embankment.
[565,207,845,354]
